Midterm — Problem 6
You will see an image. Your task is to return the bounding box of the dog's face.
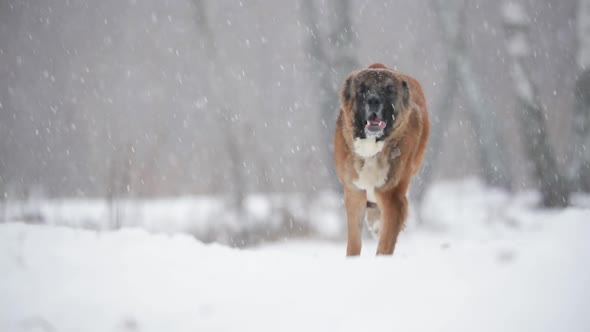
[341,68,409,141]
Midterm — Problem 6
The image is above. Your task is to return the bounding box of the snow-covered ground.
[1,179,589,332]
[4,177,589,244]
[0,190,343,245]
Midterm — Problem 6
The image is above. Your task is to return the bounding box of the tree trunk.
[502,1,569,207]
[300,1,335,189]
[447,0,512,189]
[414,0,512,204]
[301,1,359,191]
[573,0,590,191]
[193,0,246,212]
[328,1,359,189]
[330,0,360,122]
[412,0,463,202]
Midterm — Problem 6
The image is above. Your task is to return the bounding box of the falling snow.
[0,1,588,330]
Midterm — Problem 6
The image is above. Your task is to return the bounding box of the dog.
[333,63,429,256]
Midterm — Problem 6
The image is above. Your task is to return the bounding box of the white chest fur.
[353,155,390,203]
[353,137,384,158]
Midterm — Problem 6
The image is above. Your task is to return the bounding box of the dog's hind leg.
[365,202,382,239]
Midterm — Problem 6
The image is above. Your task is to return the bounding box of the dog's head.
[340,64,410,141]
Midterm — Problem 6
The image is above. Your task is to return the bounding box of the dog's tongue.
[367,119,387,129]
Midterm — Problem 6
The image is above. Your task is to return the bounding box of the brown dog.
[333,63,429,256]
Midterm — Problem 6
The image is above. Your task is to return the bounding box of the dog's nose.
[367,95,381,108]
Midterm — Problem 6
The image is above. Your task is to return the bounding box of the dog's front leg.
[375,183,409,255]
[344,187,366,256]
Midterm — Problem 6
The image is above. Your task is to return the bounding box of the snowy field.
[1,179,590,332]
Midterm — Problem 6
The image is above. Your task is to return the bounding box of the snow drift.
[1,202,589,332]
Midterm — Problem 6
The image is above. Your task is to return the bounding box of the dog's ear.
[341,74,354,104]
[401,80,410,107]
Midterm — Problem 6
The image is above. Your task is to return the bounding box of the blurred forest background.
[0,0,589,242]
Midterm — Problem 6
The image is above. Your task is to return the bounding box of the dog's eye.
[385,84,394,93]
[359,83,367,93]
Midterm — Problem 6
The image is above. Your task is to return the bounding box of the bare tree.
[502,1,569,207]
[330,1,360,118]
[413,0,465,202]
[192,0,247,212]
[440,0,512,189]
[573,0,590,192]
[300,1,335,189]
[301,1,359,190]
[414,0,512,204]
[0,99,9,221]
[106,143,134,229]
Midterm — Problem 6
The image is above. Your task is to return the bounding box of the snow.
[1,193,342,243]
[1,181,590,332]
